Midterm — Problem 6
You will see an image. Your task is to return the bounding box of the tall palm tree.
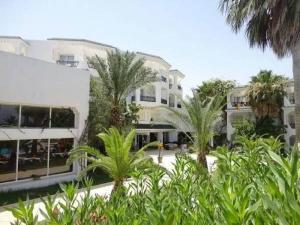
[247,70,288,118]
[88,50,157,129]
[68,128,158,193]
[166,92,224,168]
[219,0,300,141]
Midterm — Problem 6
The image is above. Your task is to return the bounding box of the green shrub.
[8,137,300,225]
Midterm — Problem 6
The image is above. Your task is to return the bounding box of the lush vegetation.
[88,50,157,131]
[69,128,158,193]
[196,79,236,144]
[196,79,236,105]
[9,136,300,224]
[247,70,287,119]
[219,0,300,142]
[245,70,288,139]
[166,92,224,167]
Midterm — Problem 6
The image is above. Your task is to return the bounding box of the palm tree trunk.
[197,151,208,169]
[111,179,124,194]
[292,41,300,145]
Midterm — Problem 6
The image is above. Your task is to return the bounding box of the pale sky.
[0,0,292,96]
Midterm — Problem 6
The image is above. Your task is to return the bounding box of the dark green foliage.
[196,79,236,105]
[255,116,286,138]
[247,70,288,119]
[9,137,300,224]
[88,50,157,130]
[233,119,256,139]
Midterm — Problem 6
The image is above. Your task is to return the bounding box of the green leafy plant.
[88,50,157,130]
[8,136,300,225]
[69,128,158,193]
[166,92,224,168]
[219,0,300,141]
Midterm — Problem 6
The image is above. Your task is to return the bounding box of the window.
[0,105,19,127]
[51,108,75,128]
[49,138,73,175]
[21,106,50,128]
[18,139,48,180]
[0,141,17,183]
[57,55,78,67]
[59,55,74,62]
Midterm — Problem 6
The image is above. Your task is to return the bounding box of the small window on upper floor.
[57,55,78,67]
[60,55,74,61]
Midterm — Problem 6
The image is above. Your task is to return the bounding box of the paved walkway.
[0,150,216,224]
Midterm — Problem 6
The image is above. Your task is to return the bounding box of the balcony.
[140,95,156,102]
[178,85,182,90]
[161,99,167,104]
[56,60,79,67]
[177,103,182,108]
[290,122,295,129]
[289,95,295,104]
[161,76,167,82]
[231,101,249,107]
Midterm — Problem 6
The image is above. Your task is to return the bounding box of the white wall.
[0,51,90,191]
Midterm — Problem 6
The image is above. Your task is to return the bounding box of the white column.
[158,132,163,143]
[136,88,141,103]
[156,83,161,104]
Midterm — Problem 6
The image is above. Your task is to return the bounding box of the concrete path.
[0,150,216,224]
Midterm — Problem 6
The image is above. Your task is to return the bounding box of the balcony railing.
[57,60,79,67]
[169,102,175,107]
[161,76,167,82]
[289,95,295,104]
[290,122,295,129]
[177,104,182,108]
[178,85,182,90]
[231,101,249,107]
[161,99,167,104]
[140,95,156,102]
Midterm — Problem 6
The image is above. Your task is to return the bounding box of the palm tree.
[247,70,288,119]
[68,128,157,193]
[219,0,300,141]
[88,50,157,129]
[166,92,224,168]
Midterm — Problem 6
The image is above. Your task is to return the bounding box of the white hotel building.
[0,36,185,190]
[227,81,295,148]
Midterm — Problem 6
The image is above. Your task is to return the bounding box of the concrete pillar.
[158,132,163,143]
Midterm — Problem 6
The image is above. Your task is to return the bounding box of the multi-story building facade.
[226,82,295,148]
[0,36,185,190]
[0,50,90,191]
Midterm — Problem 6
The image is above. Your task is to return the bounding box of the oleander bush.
[8,137,300,225]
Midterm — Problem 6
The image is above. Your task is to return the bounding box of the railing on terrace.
[161,99,167,104]
[231,101,250,107]
[290,122,295,129]
[56,60,79,67]
[140,95,156,102]
[161,76,167,82]
[289,95,295,104]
